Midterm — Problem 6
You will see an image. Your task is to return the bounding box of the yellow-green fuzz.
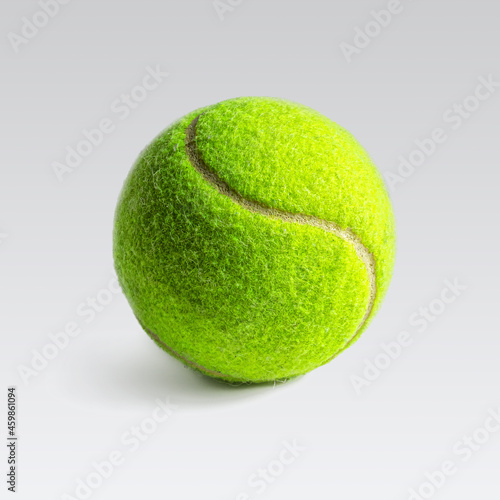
[113,97,396,383]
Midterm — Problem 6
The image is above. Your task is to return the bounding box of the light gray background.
[1,0,499,499]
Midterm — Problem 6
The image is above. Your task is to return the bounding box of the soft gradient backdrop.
[1,1,499,499]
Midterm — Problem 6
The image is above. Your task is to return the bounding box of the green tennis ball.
[113,97,396,383]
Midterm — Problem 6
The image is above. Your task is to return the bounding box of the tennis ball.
[114,97,396,383]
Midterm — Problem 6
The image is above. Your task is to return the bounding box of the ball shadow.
[59,331,302,412]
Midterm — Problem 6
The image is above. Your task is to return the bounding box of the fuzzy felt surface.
[113,97,396,383]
